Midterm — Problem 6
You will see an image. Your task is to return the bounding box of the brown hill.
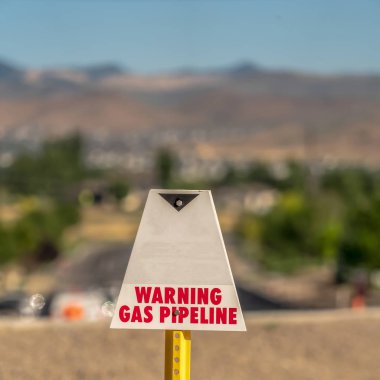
[1,61,380,163]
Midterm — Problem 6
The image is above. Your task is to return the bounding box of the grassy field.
[0,309,379,380]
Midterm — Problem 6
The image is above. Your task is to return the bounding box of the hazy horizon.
[2,56,380,77]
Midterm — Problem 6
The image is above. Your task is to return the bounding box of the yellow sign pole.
[164,330,191,380]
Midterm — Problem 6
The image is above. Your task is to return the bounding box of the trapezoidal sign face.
[110,189,246,331]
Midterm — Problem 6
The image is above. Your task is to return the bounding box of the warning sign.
[111,190,246,331]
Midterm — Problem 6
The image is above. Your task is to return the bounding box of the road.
[57,244,298,311]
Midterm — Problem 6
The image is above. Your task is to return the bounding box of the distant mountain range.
[1,59,380,163]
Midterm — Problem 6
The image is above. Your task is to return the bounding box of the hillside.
[1,60,380,163]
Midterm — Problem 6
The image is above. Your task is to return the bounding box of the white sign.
[111,189,246,331]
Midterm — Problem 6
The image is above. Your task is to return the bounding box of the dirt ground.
[0,309,379,380]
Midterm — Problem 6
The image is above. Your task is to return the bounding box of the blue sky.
[0,0,379,73]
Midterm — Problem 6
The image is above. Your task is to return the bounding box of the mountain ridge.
[1,58,380,163]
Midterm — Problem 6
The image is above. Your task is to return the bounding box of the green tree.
[156,148,177,188]
[0,134,86,266]
[0,224,17,264]
[341,196,380,269]
[245,161,274,186]
[4,133,87,198]
[322,167,380,204]
[108,180,130,204]
[0,201,80,267]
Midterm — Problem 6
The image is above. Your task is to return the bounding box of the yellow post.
[164,330,191,380]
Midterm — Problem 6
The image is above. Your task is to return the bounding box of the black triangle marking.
[159,193,199,212]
